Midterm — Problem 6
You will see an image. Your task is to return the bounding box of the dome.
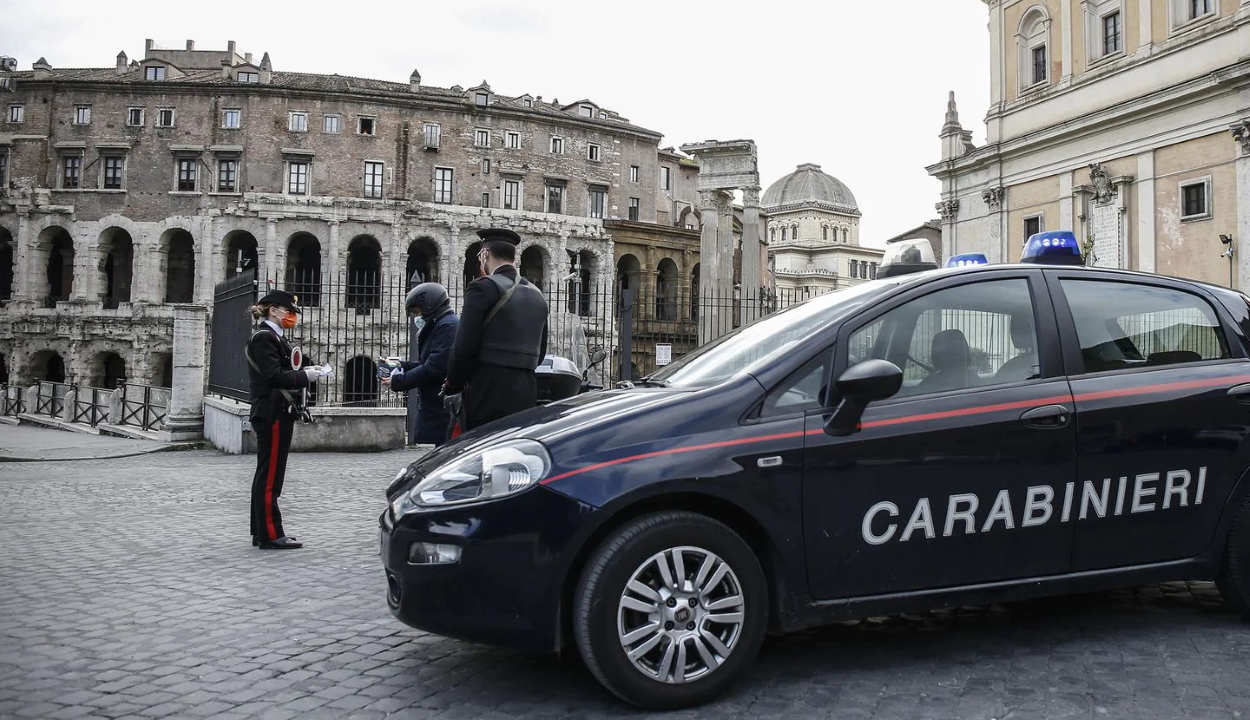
[761,163,859,215]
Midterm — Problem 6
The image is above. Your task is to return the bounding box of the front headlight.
[389,439,552,518]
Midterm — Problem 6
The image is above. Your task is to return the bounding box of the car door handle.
[1020,404,1070,429]
[1228,384,1250,404]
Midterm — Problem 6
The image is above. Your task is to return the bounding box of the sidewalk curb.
[0,441,205,463]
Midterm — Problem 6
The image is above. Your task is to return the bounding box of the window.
[157,108,175,128]
[1024,215,1042,239]
[481,192,491,208]
[579,105,594,118]
[870,263,878,280]
[0,153,7,187]
[793,227,799,241]
[222,109,241,129]
[546,183,565,214]
[823,226,829,241]
[550,137,564,154]
[103,156,124,190]
[8,105,24,123]
[434,167,453,204]
[61,155,82,189]
[177,159,198,192]
[1019,9,1051,90]
[630,165,640,183]
[660,167,671,190]
[362,161,384,199]
[1060,279,1229,373]
[851,260,859,279]
[74,106,91,125]
[127,108,144,126]
[524,98,533,108]
[847,279,1040,398]
[506,131,520,149]
[217,159,238,193]
[145,66,165,81]
[323,115,341,134]
[588,143,601,162]
[289,112,308,132]
[589,187,606,219]
[628,197,640,221]
[475,92,489,107]
[287,161,308,195]
[358,117,375,135]
[475,129,490,147]
[1103,11,1122,55]
[480,159,490,175]
[237,71,259,84]
[424,123,441,149]
[1181,179,1211,220]
[503,179,520,210]
[1032,46,1048,85]
[1190,0,1214,20]
[761,355,829,418]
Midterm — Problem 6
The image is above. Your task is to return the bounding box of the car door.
[1048,272,1250,571]
[802,271,1078,600]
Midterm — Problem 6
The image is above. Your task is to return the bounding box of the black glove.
[443,392,464,418]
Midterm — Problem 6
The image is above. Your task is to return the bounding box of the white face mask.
[413,316,426,331]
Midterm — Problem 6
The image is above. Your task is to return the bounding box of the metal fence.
[119,382,169,431]
[209,269,259,402]
[1,384,25,417]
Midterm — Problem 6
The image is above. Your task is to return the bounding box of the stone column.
[14,211,32,301]
[70,222,91,302]
[1232,123,1250,292]
[160,304,208,441]
[326,220,341,309]
[195,216,214,305]
[1136,151,1157,273]
[698,189,735,344]
[740,185,762,326]
[263,218,279,289]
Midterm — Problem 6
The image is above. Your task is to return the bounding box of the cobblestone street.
[3,449,1250,720]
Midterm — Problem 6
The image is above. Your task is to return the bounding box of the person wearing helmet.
[383,281,459,446]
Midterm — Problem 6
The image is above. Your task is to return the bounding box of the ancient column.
[263,218,279,288]
[698,189,736,344]
[740,185,763,326]
[160,304,208,441]
[14,211,32,301]
[195,216,214,305]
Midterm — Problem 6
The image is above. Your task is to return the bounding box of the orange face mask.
[277,309,298,329]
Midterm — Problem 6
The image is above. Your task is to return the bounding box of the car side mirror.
[824,359,903,437]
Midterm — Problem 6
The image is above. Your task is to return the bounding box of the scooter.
[535,346,609,405]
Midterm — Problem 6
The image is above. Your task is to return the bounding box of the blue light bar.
[1021,230,1083,266]
[946,253,989,268]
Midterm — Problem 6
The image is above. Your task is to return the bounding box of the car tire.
[1218,495,1250,616]
[572,511,768,710]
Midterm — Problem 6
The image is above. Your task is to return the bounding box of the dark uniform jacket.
[246,323,310,423]
[390,308,458,444]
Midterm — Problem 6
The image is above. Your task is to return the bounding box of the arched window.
[94,352,127,389]
[344,356,379,407]
[285,233,322,307]
[463,242,483,289]
[346,235,382,312]
[1018,6,1052,91]
[161,229,196,303]
[30,351,66,383]
[655,258,679,321]
[690,263,701,322]
[823,226,828,241]
[520,246,546,290]
[567,250,593,317]
[98,228,134,309]
[407,237,439,288]
[224,231,259,279]
[792,226,799,241]
[769,227,776,242]
[40,227,74,306]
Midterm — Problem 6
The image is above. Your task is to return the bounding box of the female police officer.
[246,290,328,550]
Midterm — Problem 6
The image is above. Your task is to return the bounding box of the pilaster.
[1136,151,1157,273]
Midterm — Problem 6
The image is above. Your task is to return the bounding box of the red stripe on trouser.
[265,420,280,540]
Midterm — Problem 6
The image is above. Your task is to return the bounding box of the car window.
[847,279,1039,399]
[1059,279,1230,373]
[761,355,828,418]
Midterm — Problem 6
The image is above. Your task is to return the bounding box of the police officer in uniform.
[246,290,327,550]
[444,228,549,432]
[383,282,459,446]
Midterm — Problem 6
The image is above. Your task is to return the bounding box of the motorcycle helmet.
[404,282,450,317]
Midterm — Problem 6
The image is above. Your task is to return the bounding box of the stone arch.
[159,227,196,303]
[38,225,75,306]
[616,253,642,292]
[151,351,173,388]
[690,262,701,321]
[285,232,322,307]
[346,235,382,312]
[90,350,128,389]
[0,225,13,303]
[677,206,701,231]
[223,229,260,279]
[519,244,549,291]
[655,257,679,321]
[462,241,483,289]
[343,355,379,407]
[28,350,67,383]
[97,227,135,309]
[406,237,440,287]
[0,350,8,385]
[565,248,596,317]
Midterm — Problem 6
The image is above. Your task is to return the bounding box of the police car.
[380,231,1250,709]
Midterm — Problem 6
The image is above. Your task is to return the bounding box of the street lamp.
[1220,234,1235,288]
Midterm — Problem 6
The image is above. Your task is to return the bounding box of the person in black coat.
[444,228,549,433]
[245,290,328,550]
[383,282,459,446]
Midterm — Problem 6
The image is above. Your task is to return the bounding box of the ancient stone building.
[763,163,884,294]
[0,39,702,390]
[929,1,1250,289]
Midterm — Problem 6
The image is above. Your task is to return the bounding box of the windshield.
[647,279,903,388]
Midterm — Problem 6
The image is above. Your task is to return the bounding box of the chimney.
[186,40,195,51]
[228,40,236,57]
[409,69,421,92]
[32,57,51,80]
[259,51,272,84]
[245,52,253,64]
[145,38,153,57]
[116,51,128,74]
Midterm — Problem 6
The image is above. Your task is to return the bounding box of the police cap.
[475,227,521,245]
[258,289,302,314]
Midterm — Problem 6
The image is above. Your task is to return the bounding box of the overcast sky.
[0,0,990,248]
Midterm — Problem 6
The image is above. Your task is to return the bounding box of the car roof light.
[945,253,989,268]
[1021,230,1084,266]
[878,238,939,278]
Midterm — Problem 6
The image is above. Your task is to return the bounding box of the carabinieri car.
[380,231,1250,709]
